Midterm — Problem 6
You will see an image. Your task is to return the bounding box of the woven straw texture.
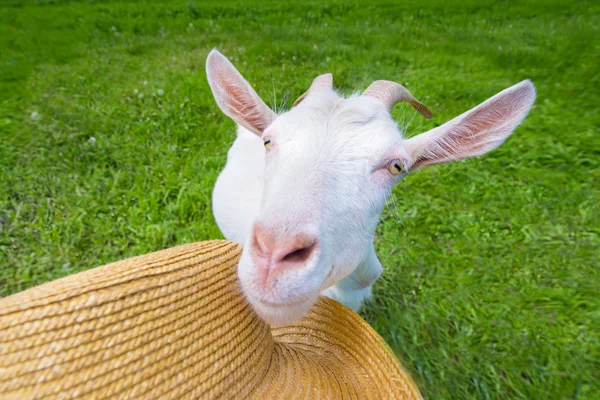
[0,240,422,399]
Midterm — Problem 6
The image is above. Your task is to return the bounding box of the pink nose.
[251,224,318,275]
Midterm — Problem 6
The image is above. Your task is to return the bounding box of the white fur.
[207,49,536,325]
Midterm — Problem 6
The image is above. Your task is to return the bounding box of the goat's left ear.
[206,49,277,135]
[404,80,536,170]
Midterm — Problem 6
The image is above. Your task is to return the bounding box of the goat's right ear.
[206,49,277,135]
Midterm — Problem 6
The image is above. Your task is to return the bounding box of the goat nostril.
[280,242,317,264]
[252,225,272,258]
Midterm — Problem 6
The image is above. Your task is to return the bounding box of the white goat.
[206,49,535,325]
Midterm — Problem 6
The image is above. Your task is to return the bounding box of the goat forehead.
[272,97,403,153]
[286,94,388,129]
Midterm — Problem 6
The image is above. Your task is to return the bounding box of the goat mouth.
[253,295,310,309]
[244,287,314,310]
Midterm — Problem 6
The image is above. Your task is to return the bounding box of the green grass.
[1,0,599,398]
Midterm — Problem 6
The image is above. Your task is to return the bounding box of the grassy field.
[1,0,599,398]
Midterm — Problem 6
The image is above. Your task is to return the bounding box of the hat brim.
[0,240,422,399]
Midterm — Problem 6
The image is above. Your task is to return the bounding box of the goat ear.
[206,49,277,135]
[404,80,536,170]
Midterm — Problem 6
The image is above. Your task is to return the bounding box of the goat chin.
[243,291,318,326]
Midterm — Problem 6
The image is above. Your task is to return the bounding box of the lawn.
[1,0,599,398]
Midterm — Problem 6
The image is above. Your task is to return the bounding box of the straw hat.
[0,240,422,399]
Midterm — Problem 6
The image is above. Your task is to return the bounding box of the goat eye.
[388,159,404,175]
[263,137,272,150]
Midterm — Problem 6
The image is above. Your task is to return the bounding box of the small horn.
[293,73,333,106]
[363,80,433,119]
